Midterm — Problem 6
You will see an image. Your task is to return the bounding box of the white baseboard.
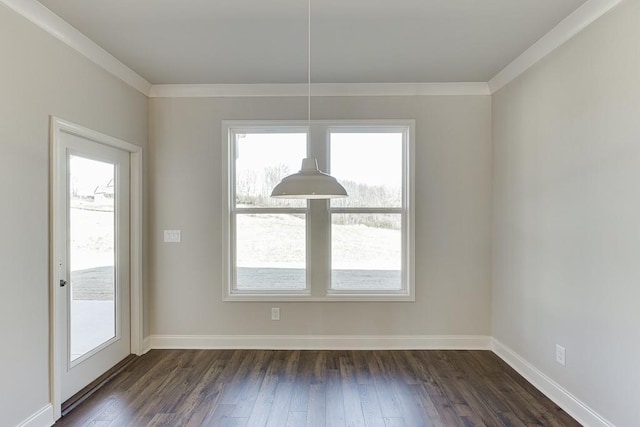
[149,334,492,351]
[141,336,152,354]
[491,338,614,427]
[16,404,54,427]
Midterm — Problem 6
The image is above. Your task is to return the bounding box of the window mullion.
[306,124,331,296]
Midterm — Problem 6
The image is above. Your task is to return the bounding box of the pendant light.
[270,0,348,199]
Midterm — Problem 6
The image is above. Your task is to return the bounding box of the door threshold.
[61,354,137,417]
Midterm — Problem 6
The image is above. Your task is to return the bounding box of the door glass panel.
[69,155,116,362]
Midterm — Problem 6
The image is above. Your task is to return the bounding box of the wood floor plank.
[413,382,449,427]
[202,403,239,427]
[359,384,385,427]
[311,351,326,384]
[127,351,206,426]
[369,351,403,419]
[286,411,308,427]
[231,350,273,418]
[101,351,190,425]
[306,383,326,427]
[383,417,406,427]
[245,357,280,427]
[147,413,176,426]
[380,352,435,427]
[54,350,580,427]
[283,350,302,382]
[352,351,373,385]
[265,381,294,427]
[65,352,165,425]
[391,376,432,426]
[325,368,346,427]
[339,352,367,426]
[220,350,258,405]
[53,397,117,426]
[290,351,314,412]
[181,357,228,426]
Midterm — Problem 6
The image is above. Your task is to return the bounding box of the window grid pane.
[235,213,306,291]
[234,132,307,209]
[330,132,403,208]
[331,213,402,291]
[329,131,405,291]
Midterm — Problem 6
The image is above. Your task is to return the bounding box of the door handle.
[60,279,67,287]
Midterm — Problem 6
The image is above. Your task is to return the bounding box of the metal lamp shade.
[271,158,348,199]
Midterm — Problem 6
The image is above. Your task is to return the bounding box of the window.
[223,121,414,301]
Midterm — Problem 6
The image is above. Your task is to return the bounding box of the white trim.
[222,295,416,302]
[489,0,622,93]
[15,404,54,427]
[142,336,152,355]
[129,149,144,356]
[150,335,492,351]
[150,82,491,98]
[0,0,151,95]
[49,117,144,421]
[221,120,415,301]
[491,338,615,427]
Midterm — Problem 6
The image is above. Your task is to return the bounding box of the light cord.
[308,0,311,122]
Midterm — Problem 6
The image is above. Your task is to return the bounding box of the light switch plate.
[164,230,181,243]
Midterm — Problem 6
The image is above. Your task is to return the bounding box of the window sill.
[223,292,415,302]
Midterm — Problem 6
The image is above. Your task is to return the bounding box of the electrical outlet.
[271,307,280,321]
[164,230,181,243]
[556,344,566,366]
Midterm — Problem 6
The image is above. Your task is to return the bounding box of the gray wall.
[149,95,493,337]
[0,5,148,426]
[492,1,640,425]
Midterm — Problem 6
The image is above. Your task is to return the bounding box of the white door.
[56,131,131,401]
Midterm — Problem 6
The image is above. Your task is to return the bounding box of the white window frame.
[222,120,415,302]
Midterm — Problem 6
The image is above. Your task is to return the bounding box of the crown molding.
[489,0,623,93]
[149,82,490,98]
[2,0,621,98]
[0,0,151,95]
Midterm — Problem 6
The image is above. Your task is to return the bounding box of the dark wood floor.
[54,349,579,427]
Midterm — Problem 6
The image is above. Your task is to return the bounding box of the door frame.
[49,117,144,420]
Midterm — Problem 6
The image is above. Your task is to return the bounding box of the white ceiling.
[36,0,586,85]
